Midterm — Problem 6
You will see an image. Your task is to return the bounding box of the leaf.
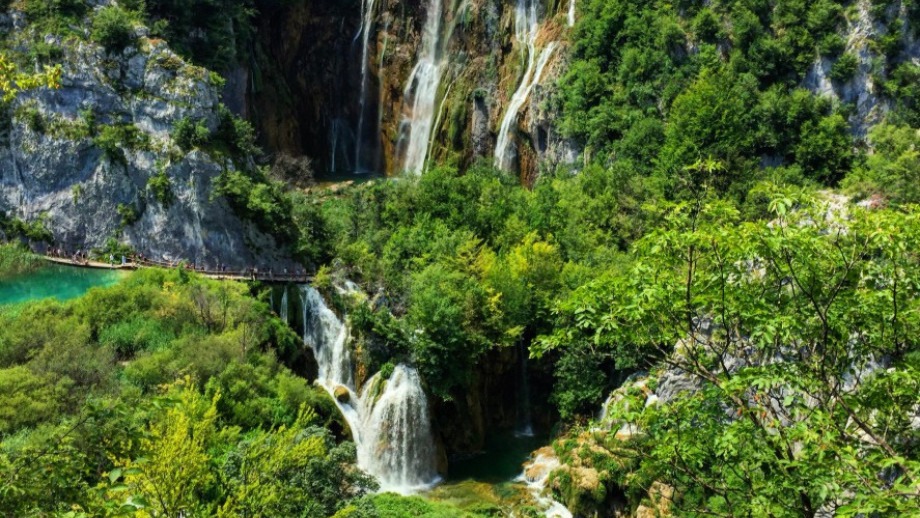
[108,468,122,484]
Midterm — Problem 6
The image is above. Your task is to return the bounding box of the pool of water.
[0,264,126,306]
[446,432,548,483]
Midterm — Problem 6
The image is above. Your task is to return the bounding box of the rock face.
[0,5,291,268]
[242,0,579,181]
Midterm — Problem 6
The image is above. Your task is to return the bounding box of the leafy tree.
[91,6,137,52]
[110,379,220,516]
[542,191,920,515]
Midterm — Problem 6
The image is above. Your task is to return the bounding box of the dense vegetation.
[2,0,919,516]
[558,0,920,203]
[0,243,40,279]
[0,269,377,516]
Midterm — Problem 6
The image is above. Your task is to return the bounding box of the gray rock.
[0,5,294,269]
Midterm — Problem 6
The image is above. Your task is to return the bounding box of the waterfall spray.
[279,286,289,323]
[355,0,377,173]
[401,0,446,174]
[495,1,558,172]
[300,286,439,493]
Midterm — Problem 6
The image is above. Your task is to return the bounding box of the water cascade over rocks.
[495,0,558,171]
[300,286,440,493]
[400,0,447,174]
[518,450,573,518]
[568,0,576,26]
[354,0,378,173]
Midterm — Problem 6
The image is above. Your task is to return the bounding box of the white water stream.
[495,0,558,171]
[300,286,439,493]
[401,0,447,174]
[354,0,377,172]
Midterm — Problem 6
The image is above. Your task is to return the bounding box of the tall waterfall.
[279,286,289,323]
[516,341,535,437]
[300,286,439,493]
[567,0,576,27]
[354,0,377,173]
[401,0,446,174]
[495,1,558,172]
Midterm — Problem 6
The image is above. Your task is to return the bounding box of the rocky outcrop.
[0,5,292,268]
[803,0,920,138]
[242,0,579,180]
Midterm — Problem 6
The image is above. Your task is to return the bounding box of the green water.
[446,433,547,483]
[0,265,126,305]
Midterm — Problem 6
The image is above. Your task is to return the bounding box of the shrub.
[829,52,859,82]
[91,6,136,52]
[173,117,210,151]
[147,170,174,207]
[116,203,140,227]
[215,105,257,156]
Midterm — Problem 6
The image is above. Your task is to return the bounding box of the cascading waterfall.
[516,341,535,437]
[517,452,573,518]
[279,286,289,323]
[401,0,446,174]
[567,0,576,27]
[300,286,439,493]
[359,366,439,491]
[354,0,377,173]
[495,0,558,171]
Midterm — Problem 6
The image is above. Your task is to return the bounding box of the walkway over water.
[43,256,313,284]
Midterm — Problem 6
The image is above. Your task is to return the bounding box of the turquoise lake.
[0,264,126,306]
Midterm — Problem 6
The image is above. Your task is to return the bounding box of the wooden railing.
[42,253,312,284]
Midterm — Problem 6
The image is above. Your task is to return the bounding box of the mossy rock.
[334,385,350,403]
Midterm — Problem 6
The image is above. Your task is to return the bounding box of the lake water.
[0,264,126,306]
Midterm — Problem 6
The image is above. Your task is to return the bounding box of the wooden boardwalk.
[43,256,313,284]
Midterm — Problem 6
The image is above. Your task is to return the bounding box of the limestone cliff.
[242,0,579,181]
[0,5,291,268]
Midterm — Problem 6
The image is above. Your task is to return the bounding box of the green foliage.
[0,242,41,279]
[351,493,484,517]
[116,203,140,227]
[147,169,174,207]
[843,123,920,204]
[0,212,53,243]
[216,104,257,156]
[22,0,88,34]
[173,116,211,151]
[94,124,150,163]
[139,0,256,70]
[0,269,365,515]
[829,52,859,82]
[544,193,920,516]
[213,169,295,243]
[91,5,137,52]
[558,0,873,193]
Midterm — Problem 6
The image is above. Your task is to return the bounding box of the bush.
[147,170,174,207]
[829,52,859,82]
[0,243,40,279]
[91,6,137,52]
[116,203,140,227]
[173,117,211,151]
[215,105,257,157]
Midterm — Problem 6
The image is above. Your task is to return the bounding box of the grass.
[0,243,41,280]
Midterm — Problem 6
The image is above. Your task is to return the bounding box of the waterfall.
[359,366,439,491]
[516,341,535,437]
[354,0,377,173]
[495,1,558,172]
[300,286,439,493]
[279,286,289,323]
[401,0,446,174]
[518,451,573,518]
[567,0,576,27]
